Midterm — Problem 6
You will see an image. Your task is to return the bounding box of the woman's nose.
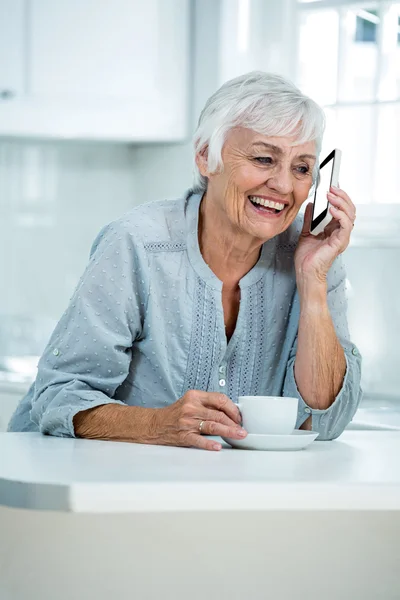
[266,170,293,195]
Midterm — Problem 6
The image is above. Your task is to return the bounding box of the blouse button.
[219,379,226,387]
[304,407,311,414]
[53,348,60,356]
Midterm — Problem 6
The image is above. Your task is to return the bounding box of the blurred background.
[0,0,399,429]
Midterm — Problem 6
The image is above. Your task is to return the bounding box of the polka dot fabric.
[8,190,362,440]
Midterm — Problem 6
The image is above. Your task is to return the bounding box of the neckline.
[185,190,276,291]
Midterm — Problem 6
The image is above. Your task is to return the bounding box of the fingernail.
[213,443,221,451]
[238,428,247,437]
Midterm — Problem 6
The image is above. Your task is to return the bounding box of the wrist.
[128,405,160,443]
[297,278,328,312]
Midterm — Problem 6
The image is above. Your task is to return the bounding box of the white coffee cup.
[237,396,298,435]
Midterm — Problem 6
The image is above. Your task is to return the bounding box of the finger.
[201,420,247,439]
[328,193,356,222]
[200,408,241,429]
[323,217,340,237]
[186,433,222,452]
[330,185,350,203]
[329,205,353,232]
[329,187,356,218]
[201,393,241,424]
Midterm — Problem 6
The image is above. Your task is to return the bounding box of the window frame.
[296,0,400,246]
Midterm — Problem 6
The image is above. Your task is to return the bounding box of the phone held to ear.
[309,148,342,236]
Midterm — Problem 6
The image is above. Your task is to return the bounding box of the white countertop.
[1,431,400,513]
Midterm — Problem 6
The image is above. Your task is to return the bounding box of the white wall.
[219,0,297,84]
[0,140,136,322]
[345,246,400,400]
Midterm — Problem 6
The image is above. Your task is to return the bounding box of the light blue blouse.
[9,190,362,440]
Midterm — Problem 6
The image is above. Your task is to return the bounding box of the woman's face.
[197,127,317,242]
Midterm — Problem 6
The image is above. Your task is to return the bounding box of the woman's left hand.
[294,186,356,285]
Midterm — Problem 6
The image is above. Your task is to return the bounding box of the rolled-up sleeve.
[29,221,149,438]
[283,256,362,440]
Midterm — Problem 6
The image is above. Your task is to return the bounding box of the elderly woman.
[9,72,362,450]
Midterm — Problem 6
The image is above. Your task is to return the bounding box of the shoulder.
[120,195,187,243]
[89,193,189,257]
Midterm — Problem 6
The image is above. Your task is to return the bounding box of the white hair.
[193,71,325,192]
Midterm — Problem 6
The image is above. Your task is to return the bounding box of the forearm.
[73,403,159,442]
[295,281,346,410]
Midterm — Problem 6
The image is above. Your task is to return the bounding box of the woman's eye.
[254,157,273,164]
[295,165,310,175]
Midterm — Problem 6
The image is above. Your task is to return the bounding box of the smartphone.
[310,148,342,236]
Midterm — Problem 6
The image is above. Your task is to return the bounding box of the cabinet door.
[0,0,25,99]
[30,0,160,103]
[0,0,189,141]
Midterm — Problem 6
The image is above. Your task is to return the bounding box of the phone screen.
[312,155,334,224]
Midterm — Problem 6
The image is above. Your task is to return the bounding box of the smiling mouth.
[248,195,288,216]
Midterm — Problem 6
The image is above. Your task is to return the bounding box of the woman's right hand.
[151,390,247,451]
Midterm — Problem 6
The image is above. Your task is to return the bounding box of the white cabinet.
[0,0,190,141]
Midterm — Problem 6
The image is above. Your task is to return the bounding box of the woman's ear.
[195,146,210,178]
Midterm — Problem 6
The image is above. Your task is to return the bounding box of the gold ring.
[198,420,205,433]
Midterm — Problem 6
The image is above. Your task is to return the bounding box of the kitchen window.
[297,0,400,245]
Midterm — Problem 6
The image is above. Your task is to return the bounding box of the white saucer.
[222,430,319,451]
